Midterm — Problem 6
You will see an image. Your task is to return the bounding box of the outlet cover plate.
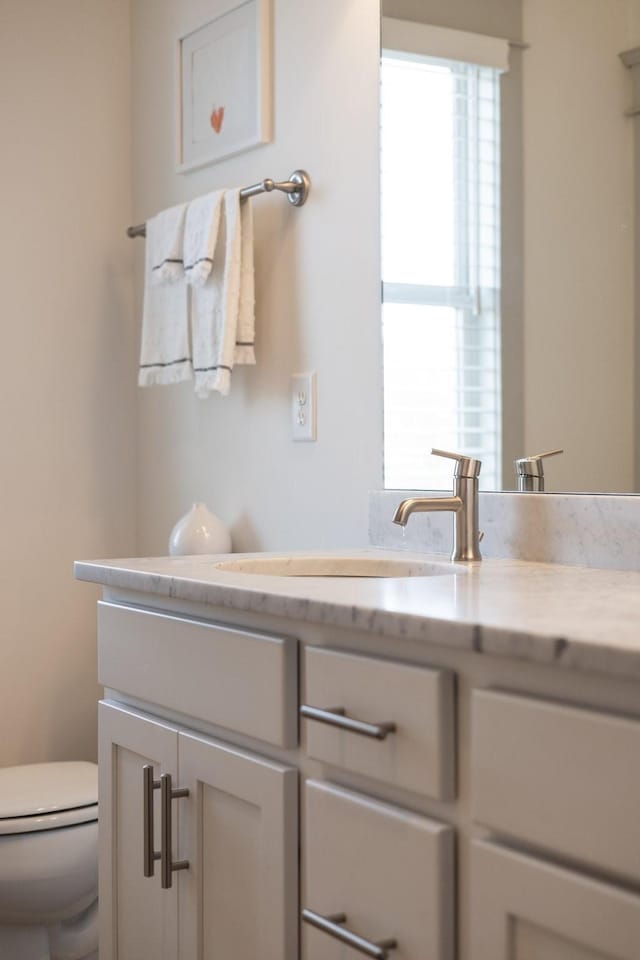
[291,372,317,442]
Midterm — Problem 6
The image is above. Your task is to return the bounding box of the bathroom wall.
[0,0,136,765]
[131,0,382,555]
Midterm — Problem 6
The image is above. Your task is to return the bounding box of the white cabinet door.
[470,840,640,960]
[303,779,454,960]
[177,731,298,960]
[98,701,179,960]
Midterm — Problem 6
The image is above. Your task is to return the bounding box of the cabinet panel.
[303,779,454,960]
[303,646,455,798]
[470,840,640,960]
[98,701,178,960]
[177,732,298,960]
[98,602,298,747]
[471,689,640,881]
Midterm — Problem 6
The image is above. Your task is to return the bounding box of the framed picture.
[176,0,272,173]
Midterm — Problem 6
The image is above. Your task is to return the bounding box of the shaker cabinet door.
[177,731,298,960]
[98,700,179,960]
[303,779,454,960]
[470,840,640,960]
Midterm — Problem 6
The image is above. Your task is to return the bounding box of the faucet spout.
[392,496,463,526]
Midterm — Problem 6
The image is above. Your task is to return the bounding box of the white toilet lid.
[0,802,98,835]
[0,761,98,820]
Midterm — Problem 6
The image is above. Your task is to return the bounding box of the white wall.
[131,0,382,555]
[522,0,635,491]
[0,0,136,765]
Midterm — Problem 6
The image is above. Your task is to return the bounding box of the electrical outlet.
[291,372,317,442]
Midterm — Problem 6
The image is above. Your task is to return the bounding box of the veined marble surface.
[370,490,640,571]
[75,549,640,681]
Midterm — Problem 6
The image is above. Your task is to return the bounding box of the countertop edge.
[74,559,640,684]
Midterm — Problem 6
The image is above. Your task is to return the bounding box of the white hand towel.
[234,198,256,365]
[149,202,187,284]
[138,215,191,387]
[191,189,255,398]
[184,191,224,287]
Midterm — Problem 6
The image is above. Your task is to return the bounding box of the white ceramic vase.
[168,503,232,556]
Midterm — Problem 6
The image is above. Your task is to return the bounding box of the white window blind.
[381,44,503,491]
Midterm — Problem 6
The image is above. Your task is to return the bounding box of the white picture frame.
[176,0,272,173]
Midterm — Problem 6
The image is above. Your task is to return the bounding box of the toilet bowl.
[0,761,99,960]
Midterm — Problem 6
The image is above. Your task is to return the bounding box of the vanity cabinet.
[90,590,640,960]
[98,700,298,960]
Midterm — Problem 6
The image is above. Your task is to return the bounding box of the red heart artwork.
[210,106,225,134]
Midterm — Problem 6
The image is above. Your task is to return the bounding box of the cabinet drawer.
[98,602,297,747]
[471,689,640,882]
[302,646,455,798]
[470,840,640,960]
[303,780,454,960]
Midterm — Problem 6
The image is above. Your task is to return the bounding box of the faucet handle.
[431,448,482,479]
[514,448,563,492]
[515,448,563,477]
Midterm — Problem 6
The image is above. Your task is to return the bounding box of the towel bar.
[127,169,311,238]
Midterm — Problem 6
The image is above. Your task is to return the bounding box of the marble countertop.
[74,549,640,682]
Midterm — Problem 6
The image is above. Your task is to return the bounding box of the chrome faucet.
[514,448,563,492]
[392,449,482,562]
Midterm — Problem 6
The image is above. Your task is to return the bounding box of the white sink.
[213,555,460,578]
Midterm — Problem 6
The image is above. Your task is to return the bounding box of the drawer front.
[98,602,297,747]
[302,646,455,799]
[470,840,640,960]
[303,779,454,960]
[471,689,640,882]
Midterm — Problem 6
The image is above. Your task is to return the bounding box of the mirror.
[380,0,640,493]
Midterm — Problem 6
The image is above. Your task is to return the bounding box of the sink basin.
[213,555,459,578]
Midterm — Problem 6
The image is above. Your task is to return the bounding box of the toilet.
[0,761,99,960]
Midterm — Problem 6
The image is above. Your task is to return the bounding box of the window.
[381,31,504,490]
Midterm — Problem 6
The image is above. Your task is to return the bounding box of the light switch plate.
[291,372,317,442]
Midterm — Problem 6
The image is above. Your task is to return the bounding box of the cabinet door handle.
[303,909,397,959]
[160,773,190,889]
[142,764,160,878]
[300,704,396,740]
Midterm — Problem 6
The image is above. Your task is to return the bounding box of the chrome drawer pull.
[160,773,190,889]
[302,908,397,959]
[142,765,161,878]
[300,704,396,741]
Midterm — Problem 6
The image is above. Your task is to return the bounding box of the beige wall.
[131,0,382,555]
[0,0,136,765]
[522,0,635,491]
[382,0,520,39]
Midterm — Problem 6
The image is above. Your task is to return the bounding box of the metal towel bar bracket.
[126,168,311,238]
